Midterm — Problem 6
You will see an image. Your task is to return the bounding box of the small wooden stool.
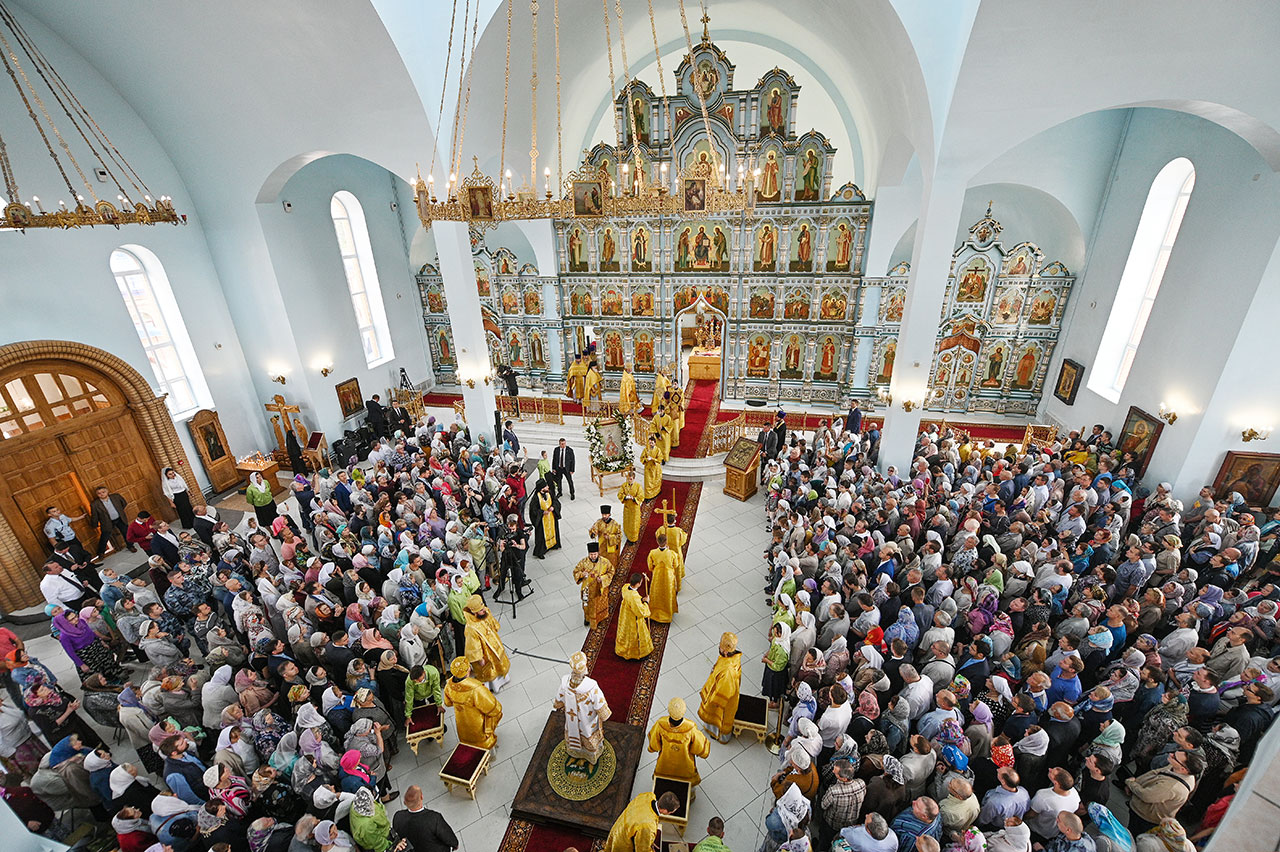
[439,743,491,799]
[405,703,445,755]
[732,694,769,742]
[653,775,692,837]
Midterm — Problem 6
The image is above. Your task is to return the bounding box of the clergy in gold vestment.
[641,437,663,500]
[618,365,640,415]
[567,356,587,401]
[603,791,680,852]
[615,574,654,659]
[583,363,603,402]
[589,505,624,566]
[553,652,611,765]
[647,697,711,785]
[617,470,644,543]
[698,632,743,742]
[663,391,683,449]
[462,595,511,689]
[657,519,688,592]
[647,532,680,623]
[573,542,614,630]
[651,369,670,413]
[652,406,673,461]
[669,385,686,431]
[443,656,503,748]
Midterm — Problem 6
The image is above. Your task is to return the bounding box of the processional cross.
[656,490,679,528]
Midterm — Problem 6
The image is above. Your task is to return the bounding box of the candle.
[544,167,551,195]
[31,196,43,213]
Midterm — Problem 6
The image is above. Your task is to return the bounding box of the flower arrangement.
[585,415,635,473]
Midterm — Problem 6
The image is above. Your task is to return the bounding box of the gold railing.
[538,396,564,425]
[631,413,653,446]
[1023,423,1056,452]
[498,395,521,421]
[583,399,617,421]
[744,411,775,432]
[391,387,425,422]
[709,412,746,454]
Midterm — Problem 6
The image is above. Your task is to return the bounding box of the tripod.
[492,539,536,620]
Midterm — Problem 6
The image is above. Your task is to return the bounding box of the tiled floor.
[22,428,782,852]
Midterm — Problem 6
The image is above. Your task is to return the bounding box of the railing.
[498,395,521,421]
[1023,423,1056,452]
[452,400,465,419]
[391,388,425,421]
[709,412,746,454]
[744,410,775,432]
[537,396,564,425]
[631,413,652,446]
[583,399,617,421]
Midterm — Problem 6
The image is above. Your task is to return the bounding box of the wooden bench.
[653,775,692,837]
[732,694,769,742]
[405,703,445,755]
[439,743,491,800]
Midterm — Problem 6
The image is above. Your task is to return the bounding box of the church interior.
[0,2,1279,852]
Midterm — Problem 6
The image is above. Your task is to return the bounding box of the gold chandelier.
[413,0,750,230]
[0,1,182,232]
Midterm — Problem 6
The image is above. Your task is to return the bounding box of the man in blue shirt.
[1045,658,1083,706]
[890,797,942,852]
[43,506,96,565]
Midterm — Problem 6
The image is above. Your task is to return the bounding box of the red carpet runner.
[714,409,1028,443]
[668,380,719,460]
[497,437,708,852]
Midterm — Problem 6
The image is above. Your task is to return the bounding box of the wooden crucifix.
[263,394,301,455]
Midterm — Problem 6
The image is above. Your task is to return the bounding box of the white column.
[879,178,966,470]
[434,221,498,443]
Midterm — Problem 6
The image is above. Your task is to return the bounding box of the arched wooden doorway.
[0,341,199,611]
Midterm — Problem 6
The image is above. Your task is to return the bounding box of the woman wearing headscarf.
[201,664,239,728]
[337,748,375,794]
[348,786,393,852]
[786,682,818,740]
[53,607,124,682]
[0,689,48,781]
[1012,725,1049,788]
[1084,717,1126,767]
[112,805,157,852]
[252,708,290,761]
[247,471,279,527]
[788,612,817,680]
[24,679,97,747]
[884,605,921,650]
[374,650,410,721]
[158,676,201,730]
[138,621,183,670]
[861,752,909,818]
[761,622,790,707]
[822,634,851,686]
[973,675,1016,732]
[149,791,200,848]
[344,717,394,800]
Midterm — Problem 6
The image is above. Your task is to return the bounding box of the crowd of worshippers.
[0,415,560,852]
[747,413,1279,852]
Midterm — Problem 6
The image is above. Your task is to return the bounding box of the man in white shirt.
[40,561,91,609]
[1023,768,1081,841]
[897,664,935,720]
[817,684,852,749]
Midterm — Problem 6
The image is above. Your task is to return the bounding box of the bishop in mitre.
[573,541,614,630]
[553,651,612,765]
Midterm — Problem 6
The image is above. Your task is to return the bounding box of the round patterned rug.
[546,739,617,801]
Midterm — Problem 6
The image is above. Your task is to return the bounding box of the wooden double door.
[0,362,171,606]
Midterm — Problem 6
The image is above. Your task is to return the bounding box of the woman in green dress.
[245,471,278,526]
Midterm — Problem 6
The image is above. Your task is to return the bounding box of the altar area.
[679,302,724,383]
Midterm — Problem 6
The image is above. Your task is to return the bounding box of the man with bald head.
[391,785,458,852]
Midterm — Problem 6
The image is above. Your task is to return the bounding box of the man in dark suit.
[333,470,353,514]
[552,437,576,500]
[503,420,520,454]
[90,485,134,557]
[845,399,863,435]
[149,520,181,567]
[392,785,458,852]
[365,393,387,435]
[757,426,780,484]
[388,401,411,434]
[49,541,101,592]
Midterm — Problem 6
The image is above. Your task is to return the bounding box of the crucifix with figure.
[264,394,301,456]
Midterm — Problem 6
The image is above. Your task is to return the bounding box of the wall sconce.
[270,374,287,385]
[1158,402,1178,425]
[464,377,476,389]
[319,366,333,378]
[902,399,918,412]
[1242,426,1273,442]
[876,387,892,407]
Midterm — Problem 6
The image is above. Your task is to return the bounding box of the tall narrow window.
[1088,157,1195,402]
[111,245,211,418]
[330,190,394,367]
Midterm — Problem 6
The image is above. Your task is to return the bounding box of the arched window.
[1088,157,1195,402]
[330,190,394,367]
[111,245,211,418]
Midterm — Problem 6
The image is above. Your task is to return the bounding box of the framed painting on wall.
[1213,451,1280,508]
[336,377,363,420]
[1117,406,1163,478]
[1053,359,1083,405]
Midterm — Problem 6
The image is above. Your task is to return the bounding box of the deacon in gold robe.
[583,361,603,402]
[647,531,680,623]
[647,697,711,785]
[567,355,587,401]
[657,516,688,592]
[669,384,686,432]
[698,632,743,743]
[573,541,614,630]
[589,504,624,566]
[652,405,673,462]
[602,791,680,852]
[553,651,611,765]
[617,470,644,543]
[615,573,654,659]
[663,391,683,449]
[462,595,511,692]
[618,364,640,415]
[443,656,503,749]
[641,437,663,500]
[650,368,670,413]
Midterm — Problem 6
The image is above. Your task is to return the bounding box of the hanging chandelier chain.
[646,0,667,100]
[0,24,79,200]
[600,0,619,151]
[677,0,721,182]
[499,0,512,191]
[1,3,147,200]
[528,0,539,187]
[428,0,459,182]
[553,0,562,191]
[454,0,481,179]
[448,0,472,181]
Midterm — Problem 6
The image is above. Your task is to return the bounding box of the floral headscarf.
[991,742,1015,767]
[857,689,880,721]
[947,674,972,701]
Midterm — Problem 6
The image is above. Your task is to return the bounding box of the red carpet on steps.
[667,380,718,459]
